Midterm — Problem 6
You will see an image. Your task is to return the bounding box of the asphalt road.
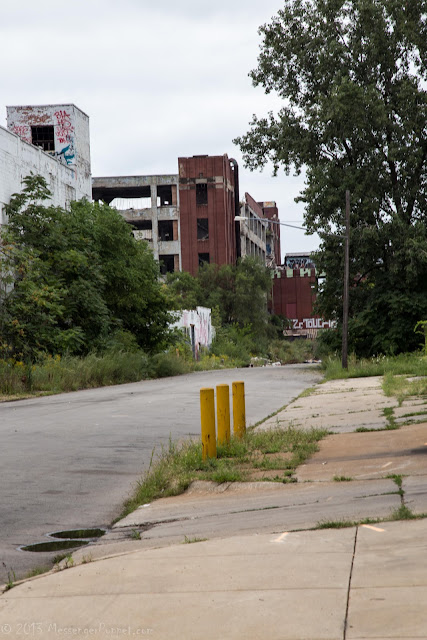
[0,364,321,582]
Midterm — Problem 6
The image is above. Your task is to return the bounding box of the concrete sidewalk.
[2,375,427,638]
[2,521,427,638]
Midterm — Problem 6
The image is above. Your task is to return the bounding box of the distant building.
[237,193,268,263]
[93,154,279,276]
[1,104,91,225]
[178,154,239,275]
[284,253,316,270]
[171,306,215,359]
[92,174,181,274]
[261,201,281,268]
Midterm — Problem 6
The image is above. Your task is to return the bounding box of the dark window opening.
[157,185,173,206]
[31,126,55,153]
[132,220,152,231]
[197,218,209,240]
[158,220,174,241]
[196,183,208,205]
[198,253,210,267]
[160,254,176,275]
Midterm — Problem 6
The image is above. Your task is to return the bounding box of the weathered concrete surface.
[296,422,427,481]
[260,376,397,433]
[0,365,321,583]
[2,376,427,638]
[0,529,355,640]
[4,521,427,639]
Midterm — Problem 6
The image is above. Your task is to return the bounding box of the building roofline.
[6,104,90,118]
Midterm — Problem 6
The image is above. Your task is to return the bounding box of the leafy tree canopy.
[166,257,273,353]
[0,175,172,360]
[235,0,427,356]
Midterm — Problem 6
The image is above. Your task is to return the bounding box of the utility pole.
[342,190,350,369]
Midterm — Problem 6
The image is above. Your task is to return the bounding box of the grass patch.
[183,536,208,544]
[122,426,329,517]
[333,476,353,482]
[322,351,427,381]
[315,519,358,529]
[390,505,416,520]
[0,348,245,401]
[383,372,427,406]
[383,406,399,430]
[298,386,316,398]
[25,566,50,579]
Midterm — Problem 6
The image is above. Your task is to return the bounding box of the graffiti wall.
[172,306,215,359]
[54,109,75,166]
[285,254,316,270]
[6,104,91,200]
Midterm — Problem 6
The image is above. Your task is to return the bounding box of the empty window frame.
[157,185,173,207]
[197,218,209,240]
[131,219,152,241]
[159,254,176,275]
[31,125,55,153]
[131,220,152,231]
[196,183,208,205]
[158,220,174,241]
[198,253,210,267]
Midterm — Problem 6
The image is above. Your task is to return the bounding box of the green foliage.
[166,257,274,359]
[122,425,328,515]
[414,321,427,355]
[0,175,172,359]
[235,1,427,357]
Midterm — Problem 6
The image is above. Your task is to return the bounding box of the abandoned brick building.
[3,103,320,334]
[92,153,281,277]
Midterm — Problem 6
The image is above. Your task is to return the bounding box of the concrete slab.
[403,475,427,514]
[0,531,352,640]
[114,479,398,530]
[356,518,427,551]
[0,590,347,640]
[347,587,427,639]
[296,423,427,482]
[259,375,396,434]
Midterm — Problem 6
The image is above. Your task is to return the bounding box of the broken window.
[132,220,152,231]
[31,125,55,153]
[131,219,152,241]
[158,220,174,241]
[197,218,209,240]
[159,254,176,275]
[198,253,210,267]
[196,183,208,205]
[157,185,173,207]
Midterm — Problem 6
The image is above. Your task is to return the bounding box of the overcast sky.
[1,0,320,259]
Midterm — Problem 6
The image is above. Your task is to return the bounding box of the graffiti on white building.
[172,307,215,359]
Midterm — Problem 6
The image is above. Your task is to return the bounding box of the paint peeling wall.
[0,125,88,226]
[171,306,214,359]
[6,104,91,201]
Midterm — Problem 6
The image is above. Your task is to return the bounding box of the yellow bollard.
[216,384,230,446]
[232,381,246,438]
[200,387,217,460]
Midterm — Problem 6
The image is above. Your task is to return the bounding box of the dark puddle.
[21,540,89,553]
[48,528,105,540]
[21,528,106,553]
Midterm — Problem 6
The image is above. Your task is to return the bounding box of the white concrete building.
[1,104,91,225]
[92,174,180,274]
[172,306,215,359]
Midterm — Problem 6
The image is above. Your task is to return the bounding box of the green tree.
[0,175,172,359]
[164,258,273,356]
[235,0,427,356]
